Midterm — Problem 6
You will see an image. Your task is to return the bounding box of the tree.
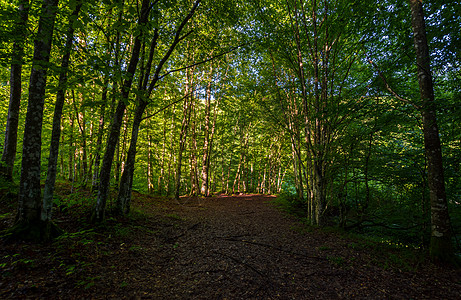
[0,0,30,181]
[409,0,456,264]
[42,0,82,222]
[117,0,200,213]
[93,0,152,222]
[13,0,59,241]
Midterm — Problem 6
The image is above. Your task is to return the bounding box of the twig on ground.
[213,250,267,279]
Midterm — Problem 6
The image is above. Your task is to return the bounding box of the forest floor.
[1,190,461,299]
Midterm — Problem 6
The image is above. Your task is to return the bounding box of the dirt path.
[1,194,460,299]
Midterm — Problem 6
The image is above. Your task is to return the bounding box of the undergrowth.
[273,191,434,272]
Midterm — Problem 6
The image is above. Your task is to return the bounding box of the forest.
[0,0,460,297]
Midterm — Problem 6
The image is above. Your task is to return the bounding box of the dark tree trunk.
[200,65,213,196]
[42,1,82,221]
[189,99,199,196]
[117,0,200,209]
[1,0,30,181]
[68,113,75,181]
[92,87,107,191]
[175,94,192,200]
[409,0,455,263]
[116,101,147,214]
[93,0,151,222]
[15,0,59,241]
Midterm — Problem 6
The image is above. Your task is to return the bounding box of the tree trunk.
[157,110,168,195]
[15,0,59,241]
[200,65,213,196]
[175,94,192,200]
[116,100,147,214]
[409,0,455,263]
[93,0,151,222]
[42,1,82,221]
[68,112,75,182]
[147,115,155,194]
[92,86,107,191]
[117,0,199,207]
[1,0,30,181]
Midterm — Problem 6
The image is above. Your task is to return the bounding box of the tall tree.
[200,62,214,196]
[93,0,152,221]
[42,0,83,222]
[117,0,200,213]
[0,0,30,181]
[14,0,59,240]
[409,0,456,263]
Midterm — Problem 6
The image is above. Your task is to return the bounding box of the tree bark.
[200,65,213,196]
[409,0,455,263]
[15,0,59,240]
[1,0,30,181]
[68,112,75,182]
[116,100,147,214]
[42,1,82,221]
[189,97,199,196]
[92,86,107,191]
[93,0,151,222]
[175,89,193,200]
[118,0,199,208]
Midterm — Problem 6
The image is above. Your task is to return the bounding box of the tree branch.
[141,92,192,121]
[154,44,245,85]
[366,58,421,110]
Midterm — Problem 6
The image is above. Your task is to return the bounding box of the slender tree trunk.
[175,94,192,200]
[157,110,167,194]
[42,1,82,221]
[116,100,147,214]
[68,112,74,181]
[200,65,213,196]
[92,86,107,191]
[118,0,199,205]
[1,0,30,181]
[74,106,88,185]
[15,0,59,240]
[147,113,155,193]
[93,0,151,222]
[80,110,88,185]
[409,0,455,263]
[167,105,176,195]
[59,124,65,177]
[205,99,219,195]
[117,112,130,185]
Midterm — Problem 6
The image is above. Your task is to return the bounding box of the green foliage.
[271,189,307,219]
[326,255,345,268]
[53,190,95,222]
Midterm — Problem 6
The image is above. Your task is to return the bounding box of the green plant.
[318,245,331,251]
[327,256,345,267]
[166,213,183,221]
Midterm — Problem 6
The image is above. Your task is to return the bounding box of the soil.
[1,193,460,299]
